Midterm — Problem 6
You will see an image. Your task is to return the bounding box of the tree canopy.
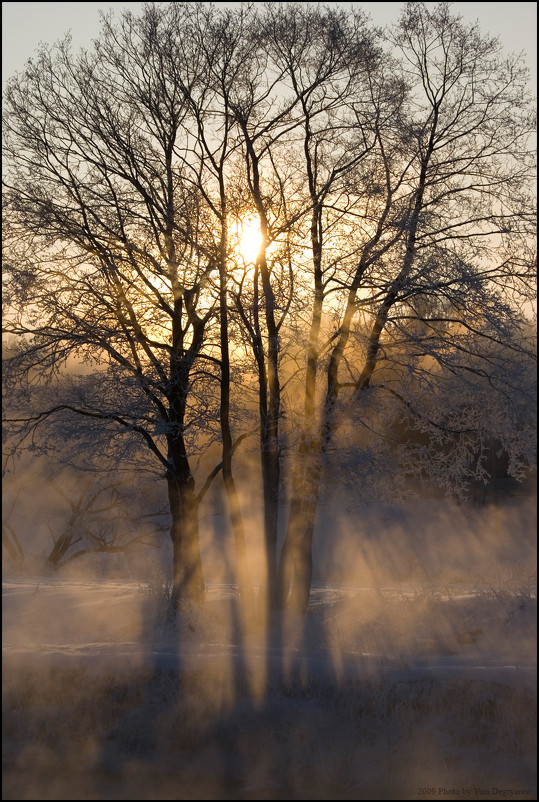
[3,2,536,615]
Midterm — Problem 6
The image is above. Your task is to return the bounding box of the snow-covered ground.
[2,574,536,800]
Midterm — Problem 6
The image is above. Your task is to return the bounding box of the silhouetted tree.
[3,4,223,610]
[275,2,536,610]
[3,3,536,618]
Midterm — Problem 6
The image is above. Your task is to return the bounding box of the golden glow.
[148,271,171,297]
[233,217,263,265]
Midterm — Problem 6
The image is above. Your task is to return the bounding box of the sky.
[2,1,537,87]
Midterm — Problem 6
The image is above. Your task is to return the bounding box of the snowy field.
[2,571,537,800]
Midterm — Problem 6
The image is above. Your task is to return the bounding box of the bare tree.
[3,2,536,621]
[3,4,224,610]
[44,476,166,569]
[275,1,537,611]
[224,2,383,613]
[2,489,25,568]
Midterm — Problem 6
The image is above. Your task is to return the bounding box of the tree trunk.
[166,287,207,612]
[167,472,205,612]
[256,247,281,617]
[261,446,280,611]
[48,531,75,568]
[277,163,325,613]
[2,523,25,566]
[278,439,322,613]
[239,125,282,616]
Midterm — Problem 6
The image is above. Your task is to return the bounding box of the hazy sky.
[2,1,537,87]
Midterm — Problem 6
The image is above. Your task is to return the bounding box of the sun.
[234,216,263,264]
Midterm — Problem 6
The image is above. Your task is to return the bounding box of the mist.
[3,467,537,800]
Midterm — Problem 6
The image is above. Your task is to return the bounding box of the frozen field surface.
[2,577,537,800]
